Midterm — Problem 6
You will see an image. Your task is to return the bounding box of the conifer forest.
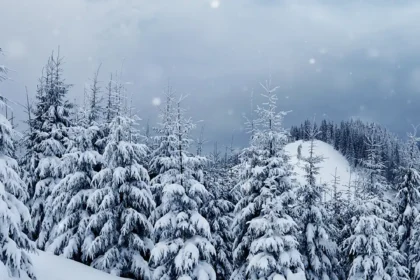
[2,1,420,280]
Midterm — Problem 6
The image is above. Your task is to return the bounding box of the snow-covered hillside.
[13,251,305,280]
[21,251,122,280]
[285,140,357,199]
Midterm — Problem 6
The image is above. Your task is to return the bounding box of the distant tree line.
[290,119,407,183]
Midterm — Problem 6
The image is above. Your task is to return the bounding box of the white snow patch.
[285,140,357,199]
[22,250,122,280]
[288,271,306,280]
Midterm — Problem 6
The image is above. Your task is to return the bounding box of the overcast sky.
[2,0,420,150]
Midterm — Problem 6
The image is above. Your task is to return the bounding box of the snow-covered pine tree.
[149,95,215,280]
[358,134,388,198]
[202,142,235,280]
[297,123,341,280]
[343,130,408,280]
[342,198,408,280]
[410,213,420,279]
[19,89,37,203]
[398,127,420,279]
[148,84,177,223]
[30,50,73,249]
[84,77,154,279]
[0,51,36,279]
[44,67,105,261]
[231,78,302,280]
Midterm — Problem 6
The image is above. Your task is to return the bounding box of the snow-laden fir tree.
[30,50,73,249]
[325,167,348,250]
[0,52,36,279]
[342,198,408,280]
[393,128,420,275]
[296,123,341,280]
[45,124,101,261]
[343,131,408,280]
[43,69,105,261]
[149,95,215,280]
[358,134,388,199]
[19,89,37,203]
[148,84,178,222]
[201,143,235,280]
[84,80,155,279]
[231,78,302,280]
[410,213,420,279]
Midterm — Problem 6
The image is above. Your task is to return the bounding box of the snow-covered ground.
[21,251,122,280]
[285,140,357,199]
[15,251,305,280]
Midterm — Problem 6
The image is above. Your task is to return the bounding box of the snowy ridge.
[285,140,356,198]
[22,251,122,280]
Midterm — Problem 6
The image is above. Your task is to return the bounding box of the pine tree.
[84,79,154,279]
[359,134,388,199]
[44,72,104,261]
[149,95,215,280]
[30,50,73,249]
[0,51,37,279]
[231,78,302,279]
[297,123,341,280]
[202,143,235,280]
[343,198,408,280]
[343,131,408,280]
[148,84,177,222]
[44,125,101,260]
[399,128,420,278]
[20,88,37,203]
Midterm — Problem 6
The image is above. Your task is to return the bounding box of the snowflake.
[309,58,316,64]
[210,0,220,8]
[152,97,161,106]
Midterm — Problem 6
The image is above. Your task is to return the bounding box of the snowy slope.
[15,251,305,280]
[21,251,122,280]
[285,140,357,199]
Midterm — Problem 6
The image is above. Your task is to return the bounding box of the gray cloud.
[2,0,420,150]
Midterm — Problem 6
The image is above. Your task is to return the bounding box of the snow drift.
[21,251,122,280]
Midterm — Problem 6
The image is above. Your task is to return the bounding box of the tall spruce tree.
[44,69,105,261]
[84,78,154,279]
[399,127,420,278]
[231,78,302,279]
[343,132,408,280]
[202,143,235,280]
[0,50,36,279]
[149,95,215,279]
[30,50,73,249]
[297,124,341,280]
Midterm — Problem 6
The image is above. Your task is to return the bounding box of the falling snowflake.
[227,109,234,116]
[152,97,161,106]
[210,0,220,8]
[309,58,316,64]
